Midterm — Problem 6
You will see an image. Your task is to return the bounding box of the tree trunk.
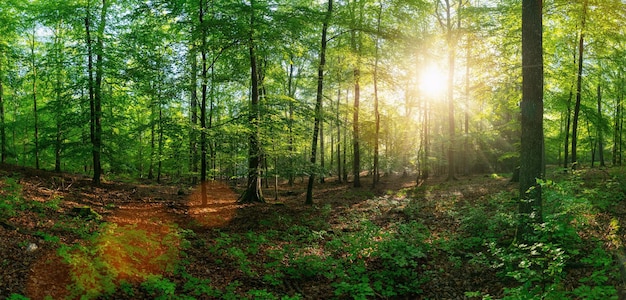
[372,1,382,187]
[571,0,587,169]
[613,79,624,166]
[517,0,544,242]
[189,37,199,184]
[564,87,573,169]
[336,82,342,183]
[53,22,64,173]
[320,108,325,184]
[239,0,264,203]
[597,84,605,167]
[306,0,332,205]
[199,0,208,183]
[0,56,4,163]
[31,31,39,170]
[287,59,296,186]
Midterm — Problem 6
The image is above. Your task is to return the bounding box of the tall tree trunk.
[31,30,39,170]
[54,21,64,172]
[199,0,208,183]
[615,77,623,166]
[287,59,296,186]
[571,0,587,169]
[372,1,382,187]
[463,37,471,175]
[306,0,332,205]
[564,87,573,169]
[157,100,164,183]
[148,102,156,179]
[343,87,349,183]
[517,0,544,242]
[597,84,605,167]
[336,80,342,183]
[320,108,325,184]
[239,0,264,203]
[0,56,4,163]
[189,38,199,184]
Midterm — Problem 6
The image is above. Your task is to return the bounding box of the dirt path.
[20,177,240,299]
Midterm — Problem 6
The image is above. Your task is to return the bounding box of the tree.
[570,0,588,169]
[517,0,544,242]
[306,0,333,205]
[85,0,108,184]
[239,0,264,203]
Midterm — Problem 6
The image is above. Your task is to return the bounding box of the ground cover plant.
[0,164,625,299]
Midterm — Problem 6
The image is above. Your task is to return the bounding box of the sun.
[418,64,447,99]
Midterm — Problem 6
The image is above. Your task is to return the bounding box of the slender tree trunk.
[517,0,544,242]
[0,56,4,163]
[306,0,332,205]
[336,81,342,183]
[189,38,199,184]
[287,60,296,186]
[148,102,156,179]
[199,0,208,183]
[372,1,382,187]
[54,22,64,172]
[613,83,620,166]
[343,87,349,183]
[157,101,164,183]
[320,109,325,184]
[31,31,39,170]
[596,84,605,167]
[422,100,430,181]
[239,0,264,203]
[564,87,573,169]
[464,37,471,175]
[571,0,587,169]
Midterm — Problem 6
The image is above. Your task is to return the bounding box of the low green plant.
[141,275,176,299]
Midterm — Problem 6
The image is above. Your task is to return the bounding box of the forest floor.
[0,163,625,299]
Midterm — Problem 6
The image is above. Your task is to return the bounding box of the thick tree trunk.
[517,0,544,242]
[306,0,332,205]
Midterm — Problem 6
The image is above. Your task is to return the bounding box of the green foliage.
[477,179,619,299]
[0,176,25,219]
[141,275,176,299]
[7,294,30,300]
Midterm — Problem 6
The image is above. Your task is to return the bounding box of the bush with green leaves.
[483,179,618,299]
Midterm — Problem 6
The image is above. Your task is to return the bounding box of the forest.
[1,0,626,299]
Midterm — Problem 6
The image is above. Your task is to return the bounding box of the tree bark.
[597,84,605,167]
[306,0,332,205]
[564,87,573,169]
[517,0,544,242]
[199,0,208,183]
[372,1,382,187]
[189,36,199,184]
[239,0,264,203]
[31,30,39,170]
[0,55,4,163]
[571,0,588,169]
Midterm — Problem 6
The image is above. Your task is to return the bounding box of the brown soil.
[0,164,623,299]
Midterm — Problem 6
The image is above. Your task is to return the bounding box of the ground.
[0,164,624,299]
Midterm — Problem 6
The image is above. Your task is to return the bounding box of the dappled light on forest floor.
[20,178,240,299]
[186,181,238,228]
